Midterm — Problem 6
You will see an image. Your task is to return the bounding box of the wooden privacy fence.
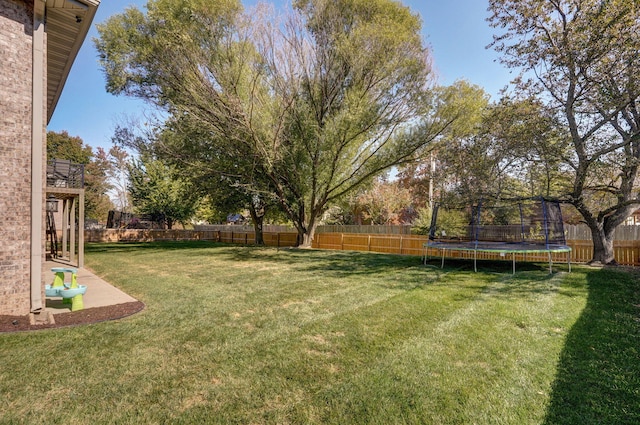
[315,225,413,235]
[86,229,217,243]
[85,229,299,248]
[568,239,640,266]
[85,229,640,266]
[565,224,640,241]
[313,234,640,266]
[312,233,427,256]
[194,224,414,234]
[218,230,299,248]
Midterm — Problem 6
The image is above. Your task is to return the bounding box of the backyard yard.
[1,241,638,424]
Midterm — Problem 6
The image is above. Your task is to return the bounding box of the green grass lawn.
[1,242,638,424]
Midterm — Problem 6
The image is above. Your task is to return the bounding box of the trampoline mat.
[425,241,571,253]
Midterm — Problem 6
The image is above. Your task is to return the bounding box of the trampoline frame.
[423,241,572,274]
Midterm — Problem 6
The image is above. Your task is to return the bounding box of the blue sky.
[48,0,513,151]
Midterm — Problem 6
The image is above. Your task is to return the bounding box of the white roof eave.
[46,0,101,123]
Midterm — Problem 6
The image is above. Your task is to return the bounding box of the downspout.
[31,0,46,312]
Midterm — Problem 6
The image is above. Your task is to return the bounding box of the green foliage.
[193,196,226,224]
[94,0,452,246]
[411,207,432,235]
[479,97,570,198]
[428,87,564,203]
[432,208,468,239]
[482,206,519,226]
[398,81,492,206]
[47,130,92,163]
[128,156,198,228]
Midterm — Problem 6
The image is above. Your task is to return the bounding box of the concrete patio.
[44,261,138,314]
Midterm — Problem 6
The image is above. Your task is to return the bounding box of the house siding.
[0,0,37,315]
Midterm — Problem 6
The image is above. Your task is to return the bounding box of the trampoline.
[423,197,572,274]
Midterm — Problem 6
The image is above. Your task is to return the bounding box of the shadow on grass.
[86,241,428,277]
[87,241,563,285]
[218,244,428,276]
[86,240,215,254]
[544,267,640,424]
[424,257,558,274]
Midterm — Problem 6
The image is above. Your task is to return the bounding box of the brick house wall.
[0,0,44,315]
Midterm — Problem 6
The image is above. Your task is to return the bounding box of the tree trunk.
[293,211,318,248]
[297,224,316,248]
[248,206,264,245]
[253,219,264,245]
[296,206,320,248]
[587,222,616,265]
[573,198,638,265]
[301,228,315,248]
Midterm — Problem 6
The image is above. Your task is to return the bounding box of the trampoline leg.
[474,250,477,273]
[568,251,571,273]
[441,249,445,269]
[548,252,552,274]
[513,252,516,274]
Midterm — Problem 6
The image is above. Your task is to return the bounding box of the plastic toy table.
[45,267,87,311]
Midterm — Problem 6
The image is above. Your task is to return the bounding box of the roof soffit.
[46,0,101,123]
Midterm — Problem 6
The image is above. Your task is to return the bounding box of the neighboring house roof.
[227,213,246,224]
[46,0,100,123]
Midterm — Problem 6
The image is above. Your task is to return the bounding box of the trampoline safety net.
[428,197,567,248]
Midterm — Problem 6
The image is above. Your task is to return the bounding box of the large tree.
[105,145,132,213]
[112,116,274,244]
[128,155,199,229]
[489,0,640,264]
[156,119,275,244]
[95,0,458,247]
[398,81,492,207]
[474,96,570,199]
[401,93,572,223]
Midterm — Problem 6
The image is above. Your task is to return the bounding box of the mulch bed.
[0,301,145,333]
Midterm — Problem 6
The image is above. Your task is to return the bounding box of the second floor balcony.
[46,158,84,189]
